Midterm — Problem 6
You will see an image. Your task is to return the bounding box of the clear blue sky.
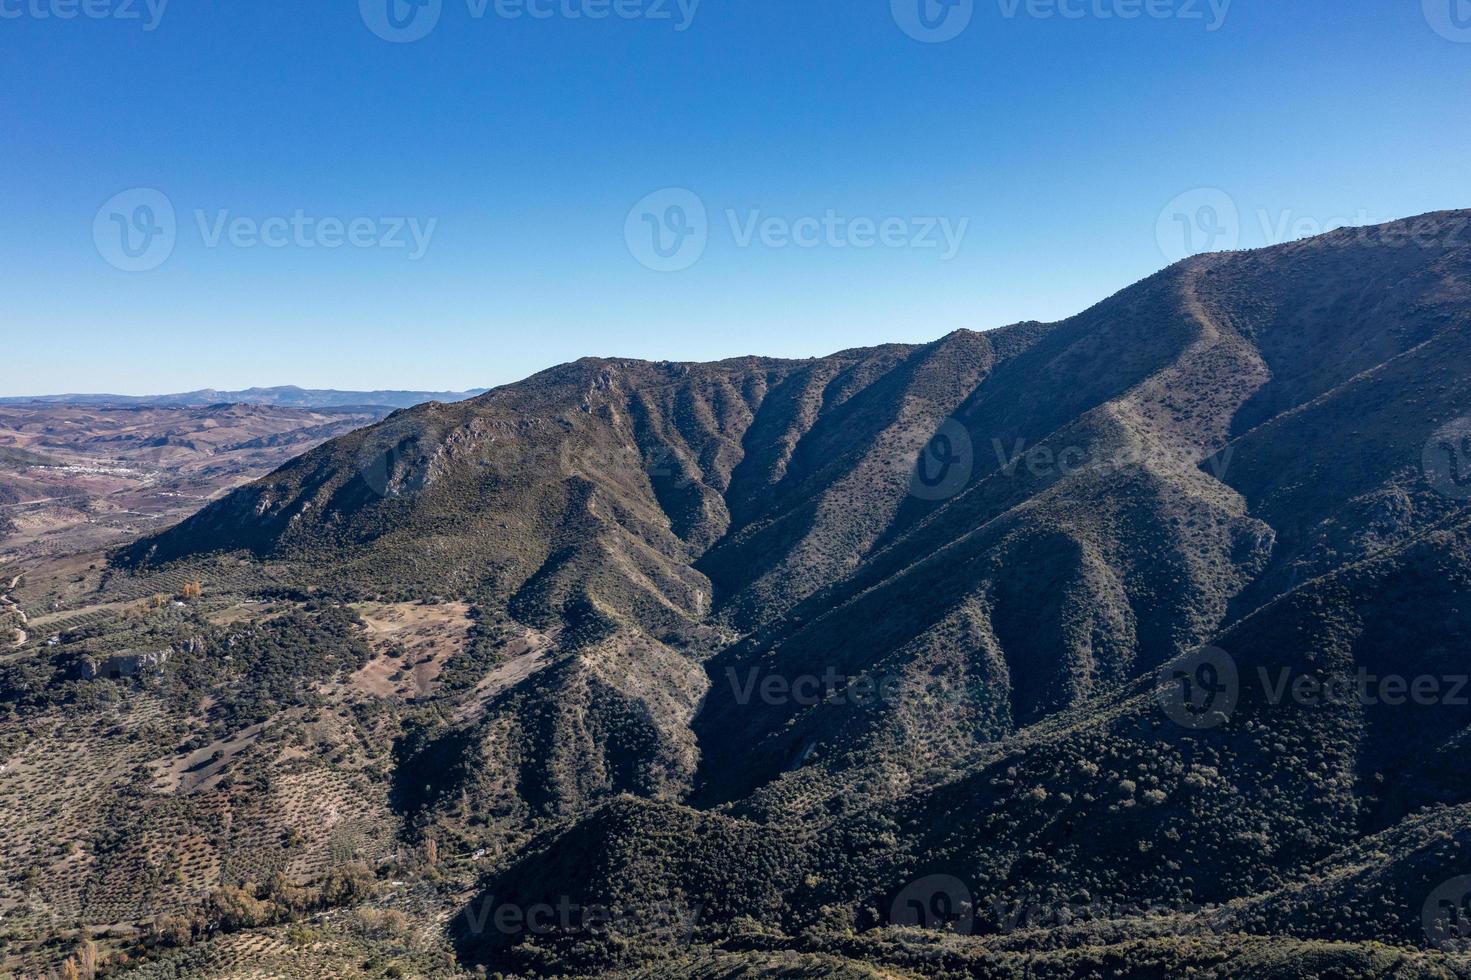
[3,0,1469,396]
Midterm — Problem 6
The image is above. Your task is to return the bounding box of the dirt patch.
[347,601,474,700]
[204,598,293,627]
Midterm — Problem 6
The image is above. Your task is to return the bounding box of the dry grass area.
[1,550,108,626]
[0,703,404,975]
[348,601,474,700]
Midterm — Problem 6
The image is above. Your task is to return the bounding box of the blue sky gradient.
[3,0,1469,395]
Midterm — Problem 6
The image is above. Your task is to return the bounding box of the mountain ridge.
[70,209,1471,976]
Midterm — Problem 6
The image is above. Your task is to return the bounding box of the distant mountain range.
[0,385,489,411]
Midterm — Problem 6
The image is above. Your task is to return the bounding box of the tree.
[152,913,195,947]
[208,884,273,931]
[77,938,99,979]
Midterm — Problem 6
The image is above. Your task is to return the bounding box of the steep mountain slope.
[102,211,1471,976]
[455,507,1471,973]
[695,216,1471,806]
